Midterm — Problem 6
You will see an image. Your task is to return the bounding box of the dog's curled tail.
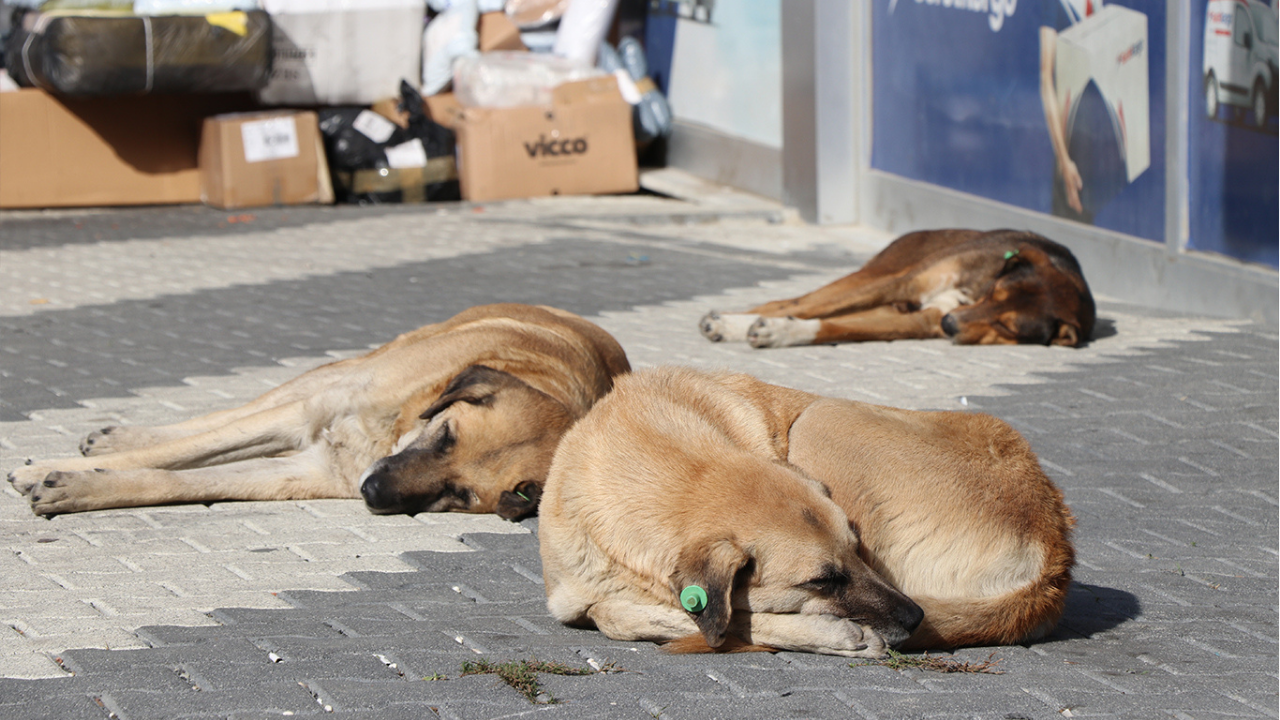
[900,538,1075,650]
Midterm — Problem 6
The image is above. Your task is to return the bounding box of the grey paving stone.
[1,199,1274,718]
[0,236,820,421]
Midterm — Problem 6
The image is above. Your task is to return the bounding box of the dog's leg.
[11,400,313,495]
[81,357,359,456]
[747,274,911,319]
[749,307,946,347]
[24,445,348,515]
[585,598,701,643]
[698,311,764,343]
[727,612,888,657]
[746,317,823,348]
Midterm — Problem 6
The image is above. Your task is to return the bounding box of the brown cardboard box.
[478,12,527,52]
[198,111,334,209]
[0,88,251,208]
[455,76,637,202]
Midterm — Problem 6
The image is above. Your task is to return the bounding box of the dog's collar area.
[680,585,708,613]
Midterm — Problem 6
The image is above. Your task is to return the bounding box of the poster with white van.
[871,0,1167,242]
[1190,0,1278,268]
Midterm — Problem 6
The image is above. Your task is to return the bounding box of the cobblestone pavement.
[0,195,1275,719]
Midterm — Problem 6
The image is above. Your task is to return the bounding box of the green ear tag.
[680,585,708,613]
[1004,250,1019,260]
[515,491,530,502]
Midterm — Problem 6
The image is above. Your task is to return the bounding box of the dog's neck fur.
[710,372,819,461]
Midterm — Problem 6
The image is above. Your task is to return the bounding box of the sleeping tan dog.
[9,304,629,520]
[540,366,1074,656]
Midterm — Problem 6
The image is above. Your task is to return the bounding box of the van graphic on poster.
[1203,0,1279,129]
[1053,5,1151,216]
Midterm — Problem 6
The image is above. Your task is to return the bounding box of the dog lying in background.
[9,304,629,520]
[700,228,1095,348]
[540,366,1074,656]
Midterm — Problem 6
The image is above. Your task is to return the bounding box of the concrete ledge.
[864,170,1278,325]
[667,120,783,203]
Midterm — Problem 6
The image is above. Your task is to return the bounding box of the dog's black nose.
[898,599,925,637]
[360,472,398,512]
[940,313,959,337]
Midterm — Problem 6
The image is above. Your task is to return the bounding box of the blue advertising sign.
[1188,0,1278,268]
[872,0,1167,243]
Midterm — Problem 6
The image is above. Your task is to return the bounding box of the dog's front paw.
[27,469,112,516]
[747,317,820,349]
[811,615,887,658]
[8,463,52,496]
[699,312,758,343]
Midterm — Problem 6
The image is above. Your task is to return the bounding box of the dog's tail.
[899,538,1075,651]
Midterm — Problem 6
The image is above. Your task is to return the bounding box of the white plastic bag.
[551,0,616,65]
[421,0,478,95]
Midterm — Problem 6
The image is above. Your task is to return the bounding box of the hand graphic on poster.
[1040,24,1087,216]
[1040,0,1103,223]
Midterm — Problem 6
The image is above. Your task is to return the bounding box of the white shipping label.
[352,110,398,143]
[241,116,300,163]
[385,138,428,168]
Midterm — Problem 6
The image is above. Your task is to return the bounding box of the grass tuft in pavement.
[853,649,1005,674]
[458,658,620,703]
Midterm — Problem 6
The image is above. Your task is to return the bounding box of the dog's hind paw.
[699,312,758,343]
[81,425,158,456]
[747,317,820,349]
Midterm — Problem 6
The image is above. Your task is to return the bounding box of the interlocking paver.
[0,197,1274,718]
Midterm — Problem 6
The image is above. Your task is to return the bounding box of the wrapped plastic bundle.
[597,36,671,147]
[452,50,602,108]
[5,7,272,95]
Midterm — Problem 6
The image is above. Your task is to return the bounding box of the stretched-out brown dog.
[9,304,629,519]
[700,228,1095,348]
[540,366,1074,656]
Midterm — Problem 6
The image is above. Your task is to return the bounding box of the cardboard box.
[258,0,426,106]
[0,88,252,209]
[198,111,334,209]
[1055,5,1150,184]
[455,76,637,202]
[479,12,527,52]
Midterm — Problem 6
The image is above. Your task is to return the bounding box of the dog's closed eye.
[432,422,456,456]
[799,566,849,591]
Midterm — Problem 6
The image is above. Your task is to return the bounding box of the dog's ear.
[494,480,542,521]
[420,365,523,420]
[672,539,751,648]
[1051,322,1080,347]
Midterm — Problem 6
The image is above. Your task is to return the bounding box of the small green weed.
[852,649,1004,674]
[459,658,616,704]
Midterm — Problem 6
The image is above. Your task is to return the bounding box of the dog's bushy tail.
[899,536,1075,650]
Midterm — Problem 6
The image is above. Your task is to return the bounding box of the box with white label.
[198,110,335,209]
[257,0,426,106]
[1055,4,1151,187]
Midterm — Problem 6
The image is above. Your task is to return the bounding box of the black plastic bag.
[5,9,272,96]
[319,80,461,204]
